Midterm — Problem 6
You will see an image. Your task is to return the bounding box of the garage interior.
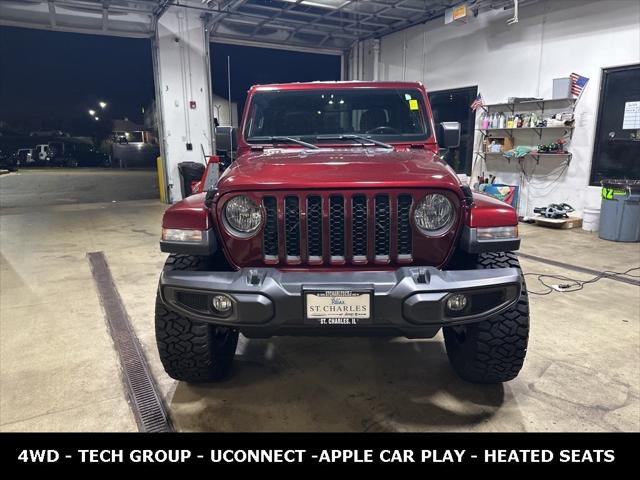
[0,0,639,432]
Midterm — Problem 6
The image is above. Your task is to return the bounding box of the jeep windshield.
[244,88,430,146]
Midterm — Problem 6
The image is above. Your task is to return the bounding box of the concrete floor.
[1,170,639,432]
[0,168,158,208]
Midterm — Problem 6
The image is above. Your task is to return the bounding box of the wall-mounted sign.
[622,101,640,130]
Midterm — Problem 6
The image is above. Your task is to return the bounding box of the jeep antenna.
[227,55,233,152]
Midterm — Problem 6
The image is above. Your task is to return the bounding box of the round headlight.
[224,195,262,235]
[414,194,455,234]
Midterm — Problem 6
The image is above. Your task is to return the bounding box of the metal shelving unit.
[481,97,576,115]
[476,97,577,164]
[477,151,573,164]
[478,126,574,132]
[478,126,575,141]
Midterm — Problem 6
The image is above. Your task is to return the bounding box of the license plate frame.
[304,289,373,325]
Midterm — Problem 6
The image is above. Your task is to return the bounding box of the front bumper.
[158,266,521,339]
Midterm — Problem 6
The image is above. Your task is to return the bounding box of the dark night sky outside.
[0,26,340,136]
[0,27,155,135]
[210,42,341,116]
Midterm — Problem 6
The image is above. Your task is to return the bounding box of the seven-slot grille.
[261,193,414,265]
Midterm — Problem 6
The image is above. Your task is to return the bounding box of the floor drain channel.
[517,252,640,287]
[88,251,173,432]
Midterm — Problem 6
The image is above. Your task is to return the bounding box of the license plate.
[304,290,372,325]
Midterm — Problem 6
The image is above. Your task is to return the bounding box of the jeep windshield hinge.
[461,185,474,207]
[204,187,218,209]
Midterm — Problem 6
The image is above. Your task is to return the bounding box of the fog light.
[446,293,468,312]
[212,294,232,314]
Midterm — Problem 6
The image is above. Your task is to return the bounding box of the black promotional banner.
[0,433,634,471]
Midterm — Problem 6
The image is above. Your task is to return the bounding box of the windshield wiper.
[252,136,319,149]
[316,134,393,149]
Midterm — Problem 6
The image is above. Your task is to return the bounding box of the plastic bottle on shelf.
[482,112,490,130]
[507,115,514,129]
[517,115,523,128]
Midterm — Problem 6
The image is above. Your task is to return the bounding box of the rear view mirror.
[437,122,461,149]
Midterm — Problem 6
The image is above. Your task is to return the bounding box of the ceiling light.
[281,0,349,10]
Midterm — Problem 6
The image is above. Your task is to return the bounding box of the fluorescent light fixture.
[477,226,518,240]
[281,0,349,9]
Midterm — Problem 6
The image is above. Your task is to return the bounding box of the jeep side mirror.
[231,128,238,153]
[214,126,238,154]
[437,122,461,149]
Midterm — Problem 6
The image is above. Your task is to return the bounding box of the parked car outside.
[15,148,34,166]
[0,148,18,171]
[48,139,110,168]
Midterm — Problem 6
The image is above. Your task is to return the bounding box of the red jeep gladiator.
[156,81,528,384]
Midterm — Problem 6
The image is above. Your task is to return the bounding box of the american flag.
[470,92,485,111]
[570,73,589,97]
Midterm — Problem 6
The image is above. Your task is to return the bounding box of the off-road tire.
[443,252,529,383]
[155,254,239,383]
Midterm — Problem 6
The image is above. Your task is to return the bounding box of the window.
[245,88,429,143]
[590,64,640,185]
[428,86,478,175]
[114,131,144,143]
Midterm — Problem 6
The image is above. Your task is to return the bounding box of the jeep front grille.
[306,196,323,260]
[329,196,345,261]
[284,196,300,260]
[262,196,278,260]
[261,192,415,266]
[397,194,413,259]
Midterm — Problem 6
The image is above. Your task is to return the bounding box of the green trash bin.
[599,179,640,242]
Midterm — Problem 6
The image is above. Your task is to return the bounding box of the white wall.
[211,94,238,127]
[358,0,640,216]
[154,3,215,203]
[348,39,375,80]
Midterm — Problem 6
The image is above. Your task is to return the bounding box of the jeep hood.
[217,148,462,193]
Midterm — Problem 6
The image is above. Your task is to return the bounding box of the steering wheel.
[366,126,400,134]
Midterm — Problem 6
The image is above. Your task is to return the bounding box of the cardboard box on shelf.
[483,134,514,153]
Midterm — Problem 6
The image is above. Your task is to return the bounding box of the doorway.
[590,64,640,185]
[428,86,477,175]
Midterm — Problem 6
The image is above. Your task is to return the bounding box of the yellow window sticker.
[409,99,419,110]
